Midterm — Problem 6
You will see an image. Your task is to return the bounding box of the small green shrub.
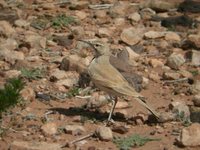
[0,78,24,115]
[51,14,76,29]
[21,68,44,80]
[113,134,160,150]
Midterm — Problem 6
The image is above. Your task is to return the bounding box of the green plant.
[189,70,199,76]
[113,134,160,150]
[51,14,76,29]
[66,87,81,98]
[0,78,24,115]
[175,111,191,127]
[21,68,44,80]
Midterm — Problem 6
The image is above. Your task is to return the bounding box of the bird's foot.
[104,118,115,126]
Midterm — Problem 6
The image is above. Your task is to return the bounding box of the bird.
[79,39,161,123]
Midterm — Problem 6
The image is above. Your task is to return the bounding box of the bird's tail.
[135,96,160,119]
[114,84,161,119]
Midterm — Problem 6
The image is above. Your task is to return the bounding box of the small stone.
[41,122,57,135]
[14,19,30,28]
[0,49,25,62]
[179,70,193,78]
[60,55,88,73]
[128,12,141,22]
[193,95,200,107]
[94,10,107,18]
[190,106,200,123]
[167,53,185,70]
[11,141,61,150]
[87,94,109,109]
[165,32,181,42]
[142,77,149,88]
[178,123,200,146]
[149,59,164,68]
[4,70,21,79]
[140,8,156,20]
[20,86,35,102]
[75,10,87,20]
[64,125,85,135]
[120,27,144,45]
[41,3,55,9]
[50,69,70,81]
[0,38,18,51]
[95,126,113,141]
[155,125,164,134]
[186,50,200,66]
[114,17,126,26]
[109,2,130,17]
[55,74,79,88]
[112,125,128,134]
[25,34,46,49]
[169,101,190,120]
[98,27,112,37]
[148,71,160,81]
[163,72,180,80]
[69,1,89,10]
[125,46,140,64]
[144,31,165,39]
[187,34,200,49]
[190,80,200,94]
[0,21,16,37]
[134,113,147,125]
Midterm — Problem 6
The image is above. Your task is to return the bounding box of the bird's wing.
[88,55,142,98]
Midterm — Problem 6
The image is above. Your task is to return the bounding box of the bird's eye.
[94,44,99,47]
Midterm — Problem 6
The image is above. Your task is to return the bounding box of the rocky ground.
[0,0,200,150]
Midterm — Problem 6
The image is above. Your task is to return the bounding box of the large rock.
[166,53,185,70]
[120,27,144,45]
[178,123,200,146]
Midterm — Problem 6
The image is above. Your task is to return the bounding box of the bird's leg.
[107,97,118,123]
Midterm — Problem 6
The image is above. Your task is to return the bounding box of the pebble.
[95,126,113,141]
[64,125,85,136]
[41,122,57,135]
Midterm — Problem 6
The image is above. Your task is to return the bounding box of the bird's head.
[79,39,110,57]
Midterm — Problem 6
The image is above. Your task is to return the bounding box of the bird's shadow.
[49,106,159,124]
[49,106,126,122]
